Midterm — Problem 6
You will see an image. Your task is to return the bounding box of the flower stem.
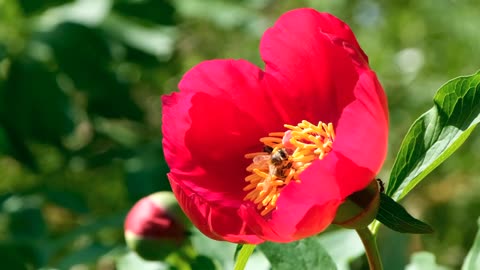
[356,227,383,270]
[234,244,256,270]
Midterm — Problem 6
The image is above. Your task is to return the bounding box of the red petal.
[331,70,388,197]
[163,60,280,198]
[170,174,263,244]
[162,60,285,243]
[260,8,365,126]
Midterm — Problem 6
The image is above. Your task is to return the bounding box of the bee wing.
[253,155,270,167]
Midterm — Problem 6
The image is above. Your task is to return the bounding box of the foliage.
[386,72,480,201]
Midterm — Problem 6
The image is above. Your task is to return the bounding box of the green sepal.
[376,193,433,234]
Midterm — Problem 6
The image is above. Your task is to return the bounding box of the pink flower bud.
[124,192,188,260]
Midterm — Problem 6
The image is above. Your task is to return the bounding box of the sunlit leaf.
[462,217,480,270]
[176,0,259,30]
[260,238,336,270]
[386,71,480,200]
[102,15,175,60]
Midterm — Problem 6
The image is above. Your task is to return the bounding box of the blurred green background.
[0,0,479,269]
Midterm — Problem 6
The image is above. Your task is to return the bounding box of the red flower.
[162,8,388,243]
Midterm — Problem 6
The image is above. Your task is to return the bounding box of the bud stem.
[234,244,256,270]
[356,227,383,270]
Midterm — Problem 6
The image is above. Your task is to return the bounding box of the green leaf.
[102,15,175,60]
[44,213,125,261]
[56,243,112,269]
[0,242,35,270]
[18,0,74,15]
[0,125,10,154]
[462,217,480,270]
[0,55,75,169]
[259,238,337,270]
[39,22,143,120]
[113,0,176,26]
[124,144,171,202]
[234,244,256,270]
[376,193,433,234]
[406,252,450,270]
[2,195,47,240]
[191,255,217,270]
[2,56,75,144]
[44,188,89,214]
[386,71,480,200]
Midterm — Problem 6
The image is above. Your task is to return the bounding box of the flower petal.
[163,60,280,198]
[162,59,287,243]
[260,8,388,199]
[260,8,364,126]
[170,174,263,244]
[331,70,389,197]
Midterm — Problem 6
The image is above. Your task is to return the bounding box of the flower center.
[243,120,336,216]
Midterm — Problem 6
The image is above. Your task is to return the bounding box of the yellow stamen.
[243,120,336,216]
[259,137,283,148]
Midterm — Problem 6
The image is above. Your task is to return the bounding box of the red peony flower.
[162,8,388,244]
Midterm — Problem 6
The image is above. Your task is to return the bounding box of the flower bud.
[124,192,188,260]
[332,179,380,229]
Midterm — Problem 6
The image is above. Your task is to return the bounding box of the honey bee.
[263,145,273,154]
[253,148,290,178]
[270,148,289,166]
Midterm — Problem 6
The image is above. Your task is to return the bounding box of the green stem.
[370,220,381,235]
[356,227,383,270]
[234,244,256,270]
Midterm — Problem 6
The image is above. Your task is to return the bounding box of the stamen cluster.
[244,120,336,216]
